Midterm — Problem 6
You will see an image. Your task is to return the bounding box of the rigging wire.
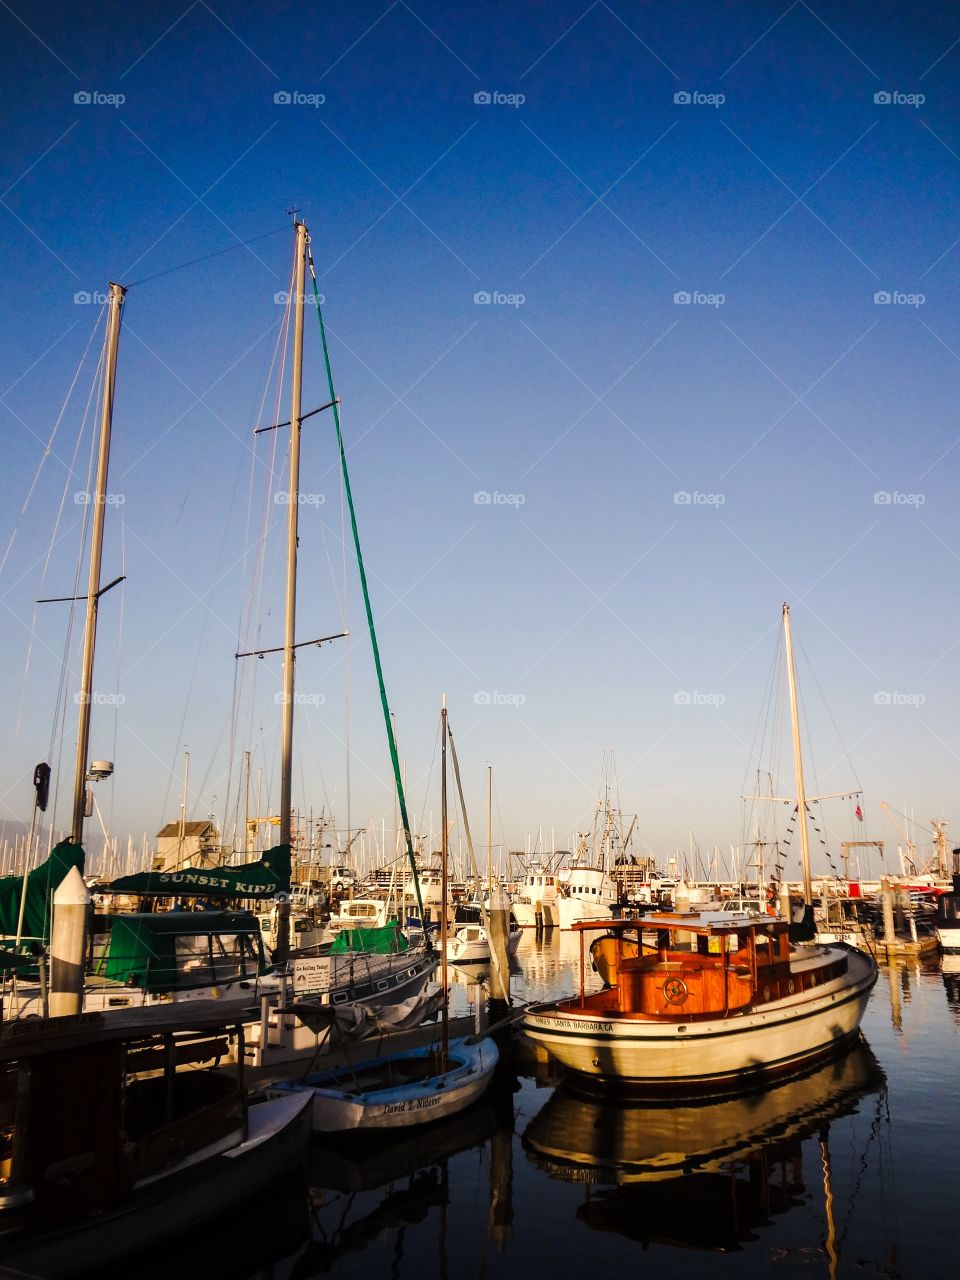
[738,620,785,852]
[48,360,103,836]
[126,225,291,289]
[219,252,294,844]
[0,308,105,583]
[796,629,865,874]
[107,499,127,841]
[12,314,107,749]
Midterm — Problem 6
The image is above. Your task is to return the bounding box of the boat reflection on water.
[88,1171,311,1279]
[884,954,946,1032]
[293,1098,505,1275]
[307,1097,499,1193]
[523,1040,885,1253]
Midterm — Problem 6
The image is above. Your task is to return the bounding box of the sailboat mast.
[783,603,813,906]
[71,281,125,844]
[487,764,493,897]
[277,219,308,962]
[440,696,449,1061]
[176,750,189,871]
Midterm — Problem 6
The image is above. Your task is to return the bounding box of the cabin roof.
[569,913,783,937]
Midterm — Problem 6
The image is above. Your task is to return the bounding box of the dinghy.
[268,1034,498,1132]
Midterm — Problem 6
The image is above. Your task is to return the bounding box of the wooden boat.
[524,911,877,1088]
[0,1002,310,1277]
[268,1033,498,1132]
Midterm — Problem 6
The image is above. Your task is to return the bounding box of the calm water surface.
[138,934,960,1279]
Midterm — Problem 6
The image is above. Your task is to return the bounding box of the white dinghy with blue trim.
[268,1033,498,1132]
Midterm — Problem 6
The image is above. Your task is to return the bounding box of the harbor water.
[107,933,957,1280]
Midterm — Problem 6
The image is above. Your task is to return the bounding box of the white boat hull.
[271,1036,499,1132]
[446,927,522,966]
[557,896,615,930]
[512,900,560,928]
[525,945,877,1087]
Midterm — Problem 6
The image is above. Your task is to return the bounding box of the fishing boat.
[511,865,562,928]
[0,1001,310,1277]
[525,605,879,1086]
[557,865,619,928]
[268,699,499,1132]
[556,790,628,928]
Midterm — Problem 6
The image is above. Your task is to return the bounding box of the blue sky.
[1,1,959,878]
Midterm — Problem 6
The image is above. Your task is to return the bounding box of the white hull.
[446,926,521,966]
[525,944,877,1086]
[937,926,960,953]
[448,938,492,965]
[4,972,282,1018]
[272,1036,498,1132]
[512,899,559,928]
[309,1062,494,1131]
[557,895,615,930]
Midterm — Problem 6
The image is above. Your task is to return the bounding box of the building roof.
[156,820,217,839]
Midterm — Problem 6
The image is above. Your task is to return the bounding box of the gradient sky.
[1,1,959,879]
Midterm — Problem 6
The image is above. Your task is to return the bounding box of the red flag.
[855,804,863,822]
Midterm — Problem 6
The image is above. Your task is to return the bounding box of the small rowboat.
[268,1034,498,1132]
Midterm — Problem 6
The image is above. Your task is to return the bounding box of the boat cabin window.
[211,931,260,980]
[175,933,215,984]
[175,931,260,985]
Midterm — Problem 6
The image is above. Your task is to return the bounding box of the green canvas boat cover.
[103,843,291,900]
[0,840,84,947]
[329,921,408,954]
[99,910,266,991]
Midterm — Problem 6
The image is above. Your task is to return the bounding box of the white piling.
[49,866,90,1018]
